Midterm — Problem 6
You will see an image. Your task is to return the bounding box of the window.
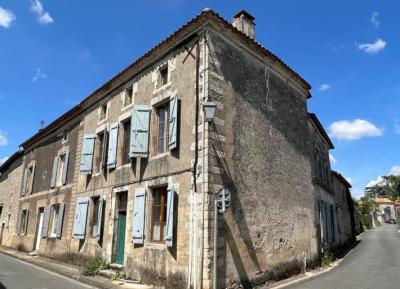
[90,197,100,237]
[0,205,2,219]
[151,186,168,242]
[25,166,34,195]
[94,132,105,173]
[50,205,60,237]
[122,121,131,165]
[62,130,68,142]
[56,153,66,186]
[156,103,169,154]
[125,87,133,107]
[99,104,107,121]
[20,210,28,235]
[159,65,168,87]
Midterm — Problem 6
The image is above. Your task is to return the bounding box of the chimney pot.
[232,10,256,40]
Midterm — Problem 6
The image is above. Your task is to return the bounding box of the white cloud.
[345,177,353,185]
[371,11,379,28]
[318,84,331,92]
[358,38,386,54]
[30,0,53,24]
[329,153,337,164]
[394,121,400,134]
[389,165,400,176]
[0,131,8,146]
[329,119,383,141]
[0,156,8,165]
[366,175,384,188]
[0,7,16,28]
[32,68,47,83]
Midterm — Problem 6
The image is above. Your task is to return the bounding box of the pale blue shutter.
[107,123,119,169]
[41,206,51,238]
[56,203,65,238]
[132,188,146,244]
[168,92,178,150]
[96,197,104,240]
[130,106,150,158]
[21,169,28,197]
[165,181,175,247]
[72,197,89,239]
[80,134,95,173]
[50,156,58,188]
[61,152,69,185]
[16,210,22,235]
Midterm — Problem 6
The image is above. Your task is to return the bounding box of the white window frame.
[56,153,66,187]
[50,205,60,238]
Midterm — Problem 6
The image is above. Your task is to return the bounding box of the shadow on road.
[0,282,6,289]
[336,240,361,259]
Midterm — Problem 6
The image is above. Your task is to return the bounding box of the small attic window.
[159,65,169,87]
[125,87,133,107]
[99,104,107,121]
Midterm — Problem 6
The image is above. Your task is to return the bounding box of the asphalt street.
[287,224,400,289]
[0,252,95,289]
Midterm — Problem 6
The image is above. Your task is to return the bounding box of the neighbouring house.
[0,8,358,289]
[0,151,24,247]
[14,115,82,254]
[375,197,398,224]
[331,171,355,247]
[307,113,337,254]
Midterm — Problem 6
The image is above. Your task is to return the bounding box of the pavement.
[280,224,400,289]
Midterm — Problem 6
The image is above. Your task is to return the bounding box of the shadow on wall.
[0,282,6,289]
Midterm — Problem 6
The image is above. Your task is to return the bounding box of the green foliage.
[110,271,127,281]
[365,175,400,201]
[321,250,334,267]
[82,259,109,276]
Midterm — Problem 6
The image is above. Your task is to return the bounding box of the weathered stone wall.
[0,154,23,247]
[206,31,318,288]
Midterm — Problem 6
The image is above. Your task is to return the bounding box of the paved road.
[287,224,400,289]
[0,252,95,289]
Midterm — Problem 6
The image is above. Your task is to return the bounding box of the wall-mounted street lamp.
[203,99,217,122]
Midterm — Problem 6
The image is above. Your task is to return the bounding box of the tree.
[358,197,377,216]
[365,175,400,201]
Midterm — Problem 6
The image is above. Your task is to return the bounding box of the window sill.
[121,103,134,112]
[144,242,166,250]
[116,163,132,170]
[149,152,169,161]
[153,82,171,94]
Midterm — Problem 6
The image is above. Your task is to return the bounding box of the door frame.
[112,191,128,265]
[34,208,45,251]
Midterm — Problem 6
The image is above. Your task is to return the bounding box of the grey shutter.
[24,210,29,235]
[72,197,89,239]
[165,181,175,247]
[50,156,58,188]
[80,134,95,173]
[56,203,65,238]
[96,197,104,240]
[168,92,178,150]
[30,165,36,194]
[130,105,150,158]
[107,123,119,169]
[21,169,28,197]
[16,210,22,235]
[41,206,51,238]
[61,151,69,185]
[132,188,146,244]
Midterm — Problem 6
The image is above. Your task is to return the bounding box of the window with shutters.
[151,186,168,242]
[49,205,60,238]
[56,153,66,186]
[122,120,131,165]
[90,197,100,237]
[124,87,133,107]
[94,132,105,173]
[20,209,28,235]
[155,103,169,154]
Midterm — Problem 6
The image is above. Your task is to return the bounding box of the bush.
[82,259,109,276]
[321,250,334,267]
[110,271,127,281]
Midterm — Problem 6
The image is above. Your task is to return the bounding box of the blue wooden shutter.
[107,123,119,169]
[80,134,95,173]
[130,106,150,158]
[56,203,65,238]
[16,210,22,235]
[96,196,104,240]
[72,197,89,239]
[41,206,51,238]
[24,210,29,235]
[168,92,178,150]
[50,156,58,188]
[21,169,28,197]
[61,152,69,185]
[132,188,146,244]
[165,181,175,247]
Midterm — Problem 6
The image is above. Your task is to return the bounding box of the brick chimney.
[232,10,255,39]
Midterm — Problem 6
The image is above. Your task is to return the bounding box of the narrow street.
[0,253,94,289]
[287,224,400,289]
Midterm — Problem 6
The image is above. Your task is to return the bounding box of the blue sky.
[0,1,399,198]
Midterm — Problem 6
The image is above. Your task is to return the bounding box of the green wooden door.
[115,212,126,264]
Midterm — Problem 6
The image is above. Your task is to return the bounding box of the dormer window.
[159,65,169,87]
[125,87,133,107]
[99,104,107,121]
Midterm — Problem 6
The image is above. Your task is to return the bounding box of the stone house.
[13,113,82,254]
[375,197,398,223]
[307,113,337,253]
[0,151,23,247]
[0,8,358,289]
[331,170,355,246]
